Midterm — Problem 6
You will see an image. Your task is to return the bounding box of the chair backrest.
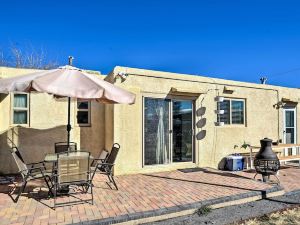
[55,142,77,154]
[57,151,90,185]
[10,147,28,177]
[99,149,109,162]
[106,143,120,165]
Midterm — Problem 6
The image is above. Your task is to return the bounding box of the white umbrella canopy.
[0,63,135,146]
[0,65,135,104]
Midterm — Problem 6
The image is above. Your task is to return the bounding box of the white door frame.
[283,107,297,144]
[142,96,195,167]
[283,107,297,157]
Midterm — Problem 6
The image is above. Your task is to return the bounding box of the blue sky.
[1,0,300,87]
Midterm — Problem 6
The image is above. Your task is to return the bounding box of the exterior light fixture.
[115,72,129,82]
[215,96,224,102]
[215,122,225,126]
[117,72,128,79]
[215,109,225,115]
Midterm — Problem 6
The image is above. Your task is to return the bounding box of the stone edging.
[74,185,284,225]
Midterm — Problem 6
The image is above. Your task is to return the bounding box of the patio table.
[44,153,94,163]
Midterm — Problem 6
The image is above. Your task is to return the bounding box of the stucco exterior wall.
[0,67,105,174]
[108,66,300,175]
[1,66,300,176]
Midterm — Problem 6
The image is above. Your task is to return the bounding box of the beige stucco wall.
[108,66,300,175]
[0,67,105,174]
[1,66,300,176]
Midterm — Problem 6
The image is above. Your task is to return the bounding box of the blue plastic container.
[225,155,244,171]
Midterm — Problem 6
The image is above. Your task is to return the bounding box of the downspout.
[275,89,280,142]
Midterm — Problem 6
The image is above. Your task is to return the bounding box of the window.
[13,93,29,125]
[217,99,245,125]
[77,101,91,126]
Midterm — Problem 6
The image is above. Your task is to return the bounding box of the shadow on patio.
[0,167,284,225]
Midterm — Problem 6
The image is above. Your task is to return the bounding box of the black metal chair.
[91,149,109,167]
[9,147,53,202]
[91,143,120,190]
[54,142,77,154]
[53,151,93,208]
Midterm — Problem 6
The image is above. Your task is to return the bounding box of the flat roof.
[112,66,299,91]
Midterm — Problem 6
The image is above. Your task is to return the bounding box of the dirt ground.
[243,207,300,225]
[147,190,300,225]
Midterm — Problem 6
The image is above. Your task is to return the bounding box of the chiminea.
[254,138,280,182]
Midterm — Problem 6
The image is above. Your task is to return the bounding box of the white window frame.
[217,98,246,125]
[11,92,30,125]
[77,100,91,127]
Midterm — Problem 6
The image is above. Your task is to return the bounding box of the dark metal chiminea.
[254,138,280,182]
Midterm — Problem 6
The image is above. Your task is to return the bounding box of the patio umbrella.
[0,57,135,146]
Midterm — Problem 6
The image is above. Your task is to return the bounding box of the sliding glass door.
[144,98,170,165]
[172,100,193,162]
[143,97,194,166]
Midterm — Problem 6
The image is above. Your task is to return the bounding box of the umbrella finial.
[68,56,74,66]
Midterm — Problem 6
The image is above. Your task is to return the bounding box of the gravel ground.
[145,190,300,225]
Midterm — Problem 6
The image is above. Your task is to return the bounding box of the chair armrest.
[26,161,45,168]
[92,158,106,163]
[25,167,47,177]
[96,162,115,171]
[97,162,115,166]
[28,166,47,172]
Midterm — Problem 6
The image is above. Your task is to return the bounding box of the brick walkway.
[0,167,291,225]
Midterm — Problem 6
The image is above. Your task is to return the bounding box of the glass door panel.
[172,100,193,162]
[283,108,297,156]
[284,109,296,144]
[144,98,170,165]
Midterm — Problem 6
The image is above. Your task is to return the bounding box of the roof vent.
[260,77,267,84]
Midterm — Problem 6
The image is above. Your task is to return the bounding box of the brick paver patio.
[237,165,300,193]
[0,166,297,225]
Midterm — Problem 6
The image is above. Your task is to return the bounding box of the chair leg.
[54,183,57,209]
[44,176,54,197]
[107,173,113,183]
[109,174,118,190]
[90,183,93,205]
[91,167,99,182]
[274,174,280,185]
[253,173,258,180]
[15,180,27,202]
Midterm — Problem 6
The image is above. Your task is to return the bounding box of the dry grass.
[240,207,300,225]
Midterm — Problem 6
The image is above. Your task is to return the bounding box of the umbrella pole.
[67,56,74,148]
[67,97,71,148]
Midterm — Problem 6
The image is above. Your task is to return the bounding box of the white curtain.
[13,94,27,124]
[156,106,168,164]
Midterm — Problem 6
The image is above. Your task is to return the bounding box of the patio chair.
[91,143,120,190]
[91,149,109,167]
[55,142,77,154]
[9,147,53,202]
[53,151,93,208]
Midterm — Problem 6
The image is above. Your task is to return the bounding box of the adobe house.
[0,66,299,175]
